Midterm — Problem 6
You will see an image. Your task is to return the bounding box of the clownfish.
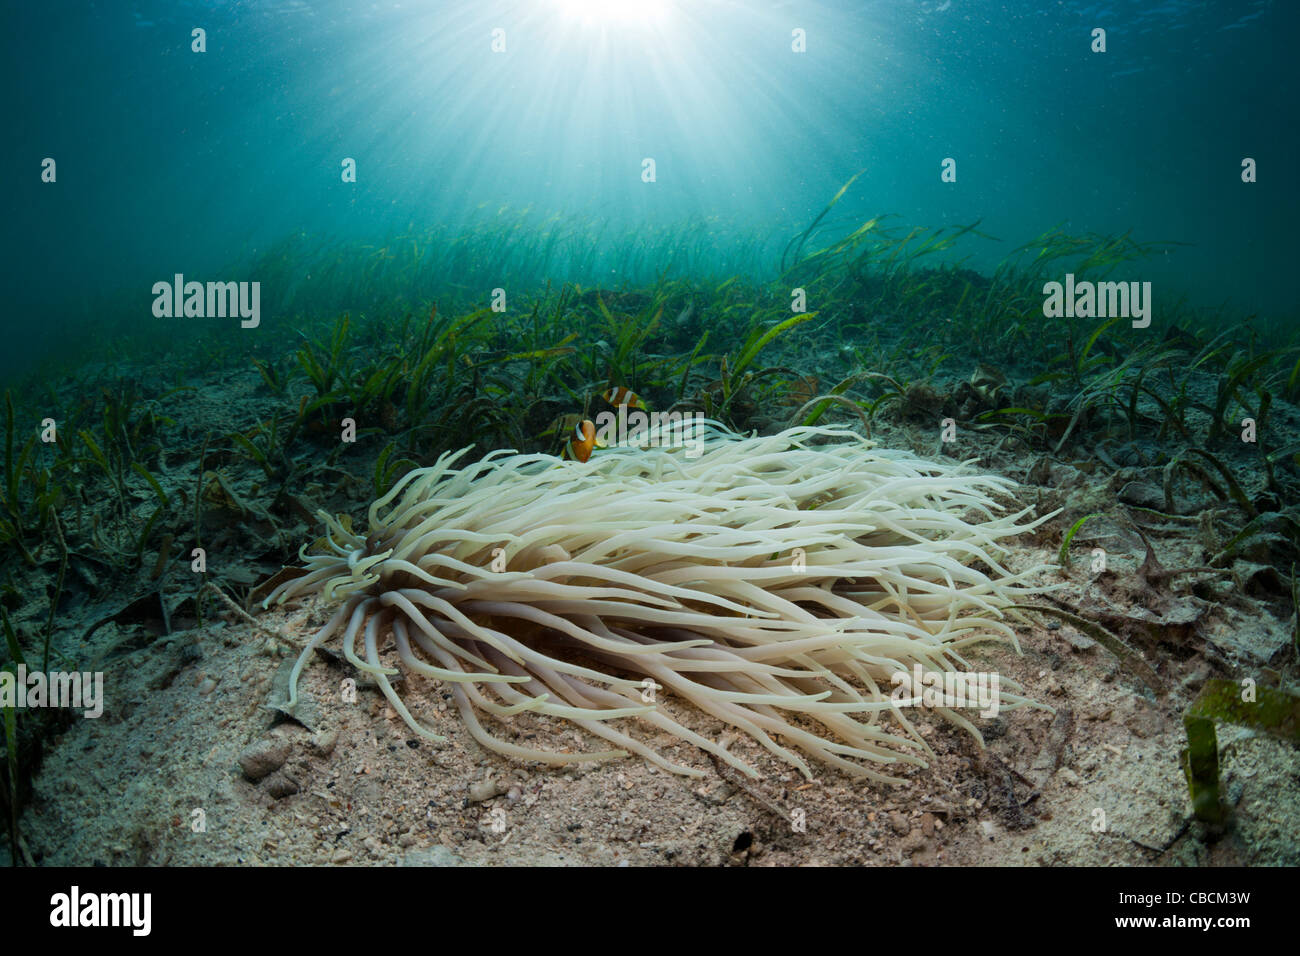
[563,419,597,462]
[603,386,644,409]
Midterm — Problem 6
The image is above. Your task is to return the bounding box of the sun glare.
[554,0,672,30]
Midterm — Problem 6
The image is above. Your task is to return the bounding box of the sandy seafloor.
[8,376,1298,868]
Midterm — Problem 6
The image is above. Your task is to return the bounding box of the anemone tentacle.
[264,424,1055,781]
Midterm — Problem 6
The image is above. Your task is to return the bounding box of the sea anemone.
[263,424,1053,782]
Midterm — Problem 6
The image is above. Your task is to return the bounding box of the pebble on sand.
[264,770,301,799]
[238,738,291,781]
[468,778,505,803]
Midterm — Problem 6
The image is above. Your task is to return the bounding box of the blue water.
[7,0,1297,373]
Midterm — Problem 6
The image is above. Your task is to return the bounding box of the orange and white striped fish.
[602,386,643,409]
[563,419,597,463]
